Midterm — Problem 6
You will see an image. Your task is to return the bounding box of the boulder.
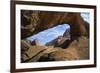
[49,48,79,61]
[68,36,89,59]
[21,46,46,62]
[21,36,89,62]
[46,36,71,48]
[21,40,31,51]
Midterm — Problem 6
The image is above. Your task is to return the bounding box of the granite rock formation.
[21,10,89,62]
[21,10,89,39]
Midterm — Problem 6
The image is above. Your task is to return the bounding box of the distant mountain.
[63,27,70,39]
[46,28,71,48]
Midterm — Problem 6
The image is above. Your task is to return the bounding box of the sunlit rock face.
[21,10,89,39]
[21,10,90,62]
[21,36,89,62]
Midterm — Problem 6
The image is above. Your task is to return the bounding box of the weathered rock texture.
[21,10,89,39]
[21,36,89,62]
[21,10,89,62]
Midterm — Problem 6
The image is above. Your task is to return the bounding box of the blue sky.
[81,12,90,23]
[27,13,90,45]
[27,24,70,45]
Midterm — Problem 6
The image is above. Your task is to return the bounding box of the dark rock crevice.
[21,10,89,62]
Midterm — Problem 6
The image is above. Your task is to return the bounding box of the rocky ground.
[21,36,89,62]
[21,10,89,63]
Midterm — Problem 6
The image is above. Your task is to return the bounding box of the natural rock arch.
[21,11,89,62]
[21,11,89,40]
